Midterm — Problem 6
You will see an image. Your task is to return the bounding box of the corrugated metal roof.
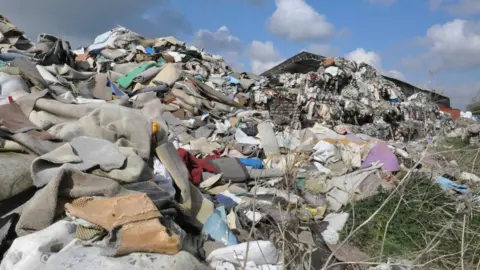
[260,51,326,76]
[260,51,451,106]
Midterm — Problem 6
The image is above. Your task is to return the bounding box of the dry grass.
[325,137,480,270]
[342,174,480,269]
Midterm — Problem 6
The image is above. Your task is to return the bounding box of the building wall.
[439,106,461,120]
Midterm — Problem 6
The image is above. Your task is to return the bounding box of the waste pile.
[266,57,451,141]
[0,14,475,270]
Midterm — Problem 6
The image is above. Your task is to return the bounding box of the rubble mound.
[0,15,478,270]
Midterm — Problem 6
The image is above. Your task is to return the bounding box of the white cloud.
[267,0,334,42]
[345,48,405,80]
[192,26,245,71]
[404,19,480,71]
[193,26,241,52]
[246,41,283,74]
[304,44,338,56]
[250,60,282,75]
[364,0,396,6]
[191,29,282,74]
[345,48,382,70]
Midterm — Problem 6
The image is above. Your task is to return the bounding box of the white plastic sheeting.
[206,241,281,269]
[0,221,76,270]
[0,72,29,97]
[45,239,209,270]
[321,212,349,245]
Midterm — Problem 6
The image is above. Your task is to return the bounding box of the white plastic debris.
[220,190,244,204]
[245,211,265,223]
[324,212,349,231]
[200,174,223,189]
[235,129,261,145]
[153,157,176,196]
[45,239,207,270]
[395,148,409,158]
[0,221,76,270]
[276,131,301,151]
[207,241,280,268]
[251,186,304,205]
[212,261,282,270]
[460,172,480,182]
[314,162,332,174]
[312,140,336,163]
[322,226,340,245]
[215,119,231,134]
[321,213,350,245]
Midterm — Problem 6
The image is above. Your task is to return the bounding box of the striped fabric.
[75,225,106,240]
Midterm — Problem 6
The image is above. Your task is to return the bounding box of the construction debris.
[0,15,479,270]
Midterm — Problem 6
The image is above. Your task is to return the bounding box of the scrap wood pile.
[0,14,478,270]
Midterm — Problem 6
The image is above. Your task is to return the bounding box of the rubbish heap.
[0,14,470,270]
[266,57,450,141]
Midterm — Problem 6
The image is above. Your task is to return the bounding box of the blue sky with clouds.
[2,0,480,109]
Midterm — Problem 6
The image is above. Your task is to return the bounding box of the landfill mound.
[0,14,479,270]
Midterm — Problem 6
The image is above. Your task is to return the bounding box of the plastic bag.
[202,206,237,246]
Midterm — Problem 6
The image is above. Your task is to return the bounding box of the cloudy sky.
[1,0,479,109]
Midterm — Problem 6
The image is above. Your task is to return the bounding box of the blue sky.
[3,0,480,109]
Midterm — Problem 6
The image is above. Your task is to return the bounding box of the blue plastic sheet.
[239,158,263,169]
[145,46,155,55]
[202,206,237,246]
[227,76,240,85]
[109,81,128,98]
[0,52,27,61]
[216,194,237,210]
[436,176,469,194]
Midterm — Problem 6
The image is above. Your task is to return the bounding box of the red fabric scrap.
[177,148,217,185]
[209,149,222,159]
